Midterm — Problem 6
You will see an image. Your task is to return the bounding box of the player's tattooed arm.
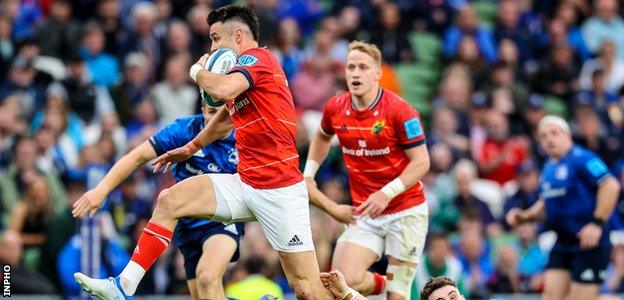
[72,141,157,218]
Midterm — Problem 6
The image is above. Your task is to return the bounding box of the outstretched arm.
[72,141,157,218]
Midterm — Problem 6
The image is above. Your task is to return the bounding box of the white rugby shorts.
[337,203,429,264]
[207,173,314,252]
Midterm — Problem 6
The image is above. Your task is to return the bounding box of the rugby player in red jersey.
[305,41,430,300]
[72,5,337,300]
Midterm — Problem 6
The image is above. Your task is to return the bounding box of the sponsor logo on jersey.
[371,120,386,135]
[340,124,348,132]
[403,117,423,139]
[580,269,595,281]
[555,165,568,180]
[236,54,258,66]
[228,97,250,115]
[342,146,391,157]
[358,139,367,148]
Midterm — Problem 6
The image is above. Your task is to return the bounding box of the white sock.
[119,260,145,296]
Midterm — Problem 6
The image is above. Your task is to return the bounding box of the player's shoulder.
[380,89,416,111]
[237,47,272,66]
[324,91,351,110]
[569,145,599,161]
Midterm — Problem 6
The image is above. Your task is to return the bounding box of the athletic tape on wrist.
[303,160,320,178]
[380,178,406,199]
[189,64,203,82]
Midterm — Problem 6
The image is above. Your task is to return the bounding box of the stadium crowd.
[0,0,623,299]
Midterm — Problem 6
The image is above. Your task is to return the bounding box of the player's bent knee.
[155,188,184,218]
[196,268,221,290]
[343,271,366,289]
[386,264,416,298]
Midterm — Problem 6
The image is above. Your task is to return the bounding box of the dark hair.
[207,5,260,42]
[420,276,458,300]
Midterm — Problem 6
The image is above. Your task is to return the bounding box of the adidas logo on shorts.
[287,235,304,247]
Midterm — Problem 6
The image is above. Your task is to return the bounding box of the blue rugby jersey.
[150,114,237,229]
[539,145,614,250]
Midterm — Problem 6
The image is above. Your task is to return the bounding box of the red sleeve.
[392,100,426,148]
[228,48,270,88]
[320,98,336,136]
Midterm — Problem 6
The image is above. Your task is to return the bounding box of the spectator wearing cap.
[503,160,540,225]
[108,52,152,125]
[475,109,528,186]
[582,0,624,59]
[580,40,624,94]
[34,0,80,61]
[80,21,120,88]
[444,4,497,64]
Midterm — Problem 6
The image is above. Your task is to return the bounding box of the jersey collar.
[351,88,383,111]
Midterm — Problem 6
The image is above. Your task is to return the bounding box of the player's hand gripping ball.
[199,48,238,107]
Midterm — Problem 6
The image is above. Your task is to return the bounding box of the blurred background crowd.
[0,0,624,299]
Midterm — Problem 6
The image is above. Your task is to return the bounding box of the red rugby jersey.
[320,89,426,214]
[226,47,302,189]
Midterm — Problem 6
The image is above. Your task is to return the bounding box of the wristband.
[189,64,203,82]
[303,160,320,178]
[380,178,406,199]
[184,139,203,154]
[590,216,605,226]
[338,287,359,300]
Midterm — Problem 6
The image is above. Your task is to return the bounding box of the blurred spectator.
[277,0,324,39]
[0,57,46,119]
[125,99,159,142]
[453,36,488,87]
[539,17,589,64]
[119,2,163,80]
[95,0,123,57]
[503,161,539,222]
[226,255,284,299]
[151,56,198,124]
[370,2,412,64]
[8,175,54,247]
[494,0,534,63]
[0,230,56,294]
[109,52,152,124]
[83,112,127,159]
[1,0,43,42]
[513,222,547,292]
[456,231,493,299]
[581,0,624,59]
[80,21,121,88]
[0,137,67,220]
[426,143,460,232]
[412,0,454,35]
[453,159,500,236]
[535,43,579,100]
[412,232,468,299]
[247,0,279,46]
[110,175,152,243]
[579,40,624,94]
[576,68,624,132]
[433,65,473,136]
[429,106,470,158]
[57,213,130,296]
[272,17,305,82]
[163,21,193,68]
[186,4,212,58]
[552,3,591,61]
[337,6,361,42]
[154,0,174,39]
[292,54,341,112]
[475,110,528,185]
[601,243,624,297]
[0,15,15,80]
[35,0,80,61]
[62,55,115,125]
[573,107,622,166]
[484,61,529,113]
[488,245,521,293]
[444,5,497,63]
[319,17,349,63]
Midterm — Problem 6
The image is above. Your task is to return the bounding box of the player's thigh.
[569,282,600,300]
[196,233,239,282]
[243,180,314,252]
[543,269,572,300]
[385,206,428,265]
[156,174,219,219]
[187,279,199,300]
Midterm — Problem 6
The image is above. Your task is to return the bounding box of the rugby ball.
[200,48,238,107]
